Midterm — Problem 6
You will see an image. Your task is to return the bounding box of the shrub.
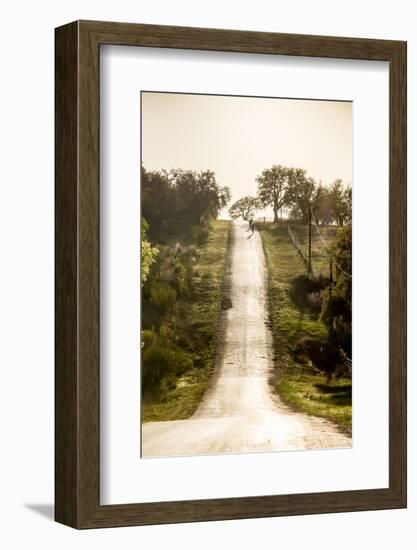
[293,335,342,379]
[141,329,157,348]
[306,291,322,311]
[149,282,177,315]
[141,346,194,393]
[320,226,352,355]
[159,324,176,344]
[151,243,198,297]
[290,274,327,313]
[141,217,159,285]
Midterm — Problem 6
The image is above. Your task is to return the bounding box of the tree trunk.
[273,206,279,223]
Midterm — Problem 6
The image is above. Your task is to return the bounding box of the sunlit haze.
[141,92,352,219]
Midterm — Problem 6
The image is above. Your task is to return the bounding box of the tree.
[256,165,291,223]
[168,168,231,225]
[141,217,158,285]
[328,179,351,226]
[315,187,335,225]
[342,184,352,225]
[287,169,323,224]
[310,180,352,226]
[229,196,260,221]
[141,165,231,240]
[141,166,175,240]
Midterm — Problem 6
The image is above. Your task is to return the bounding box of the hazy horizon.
[141,91,352,219]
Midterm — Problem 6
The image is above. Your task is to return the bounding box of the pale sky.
[141,92,352,219]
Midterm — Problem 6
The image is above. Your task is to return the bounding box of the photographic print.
[140,91,352,458]
[55,21,406,528]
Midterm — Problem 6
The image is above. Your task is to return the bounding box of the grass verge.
[258,222,351,434]
[278,374,352,435]
[142,219,231,422]
[258,223,328,363]
[290,224,341,274]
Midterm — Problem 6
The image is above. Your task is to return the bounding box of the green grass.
[258,223,328,363]
[141,367,213,422]
[277,373,352,435]
[142,219,231,422]
[290,224,342,275]
[258,222,351,433]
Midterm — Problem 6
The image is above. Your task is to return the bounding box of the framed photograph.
[55,20,406,528]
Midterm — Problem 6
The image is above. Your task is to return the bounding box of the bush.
[320,227,352,355]
[150,243,198,297]
[141,329,157,348]
[290,274,327,313]
[149,282,177,315]
[293,335,342,378]
[142,346,194,393]
[306,291,322,311]
[141,218,158,285]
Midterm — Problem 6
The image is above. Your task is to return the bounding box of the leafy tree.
[315,187,335,225]
[229,196,260,220]
[312,180,352,226]
[141,217,158,285]
[141,166,174,240]
[328,179,351,226]
[168,168,230,224]
[141,165,230,241]
[287,169,324,224]
[342,184,352,225]
[256,165,291,223]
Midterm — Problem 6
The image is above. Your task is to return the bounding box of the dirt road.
[142,222,351,457]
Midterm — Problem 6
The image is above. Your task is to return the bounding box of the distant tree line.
[229,165,351,226]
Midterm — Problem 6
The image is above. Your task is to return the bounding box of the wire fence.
[287,213,352,369]
[287,225,317,277]
[309,208,352,279]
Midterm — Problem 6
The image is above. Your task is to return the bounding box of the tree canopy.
[254,164,351,226]
[287,170,323,224]
[141,165,231,241]
[229,196,260,221]
[256,165,291,223]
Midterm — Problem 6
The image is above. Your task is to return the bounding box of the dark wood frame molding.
[55,20,407,529]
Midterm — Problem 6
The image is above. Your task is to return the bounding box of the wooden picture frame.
[55,20,407,529]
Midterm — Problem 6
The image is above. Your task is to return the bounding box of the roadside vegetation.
[142,160,352,432]
[231,164,353,434]
[259,223,352,434]
[141,166,231,422]
[278,374,352,433]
